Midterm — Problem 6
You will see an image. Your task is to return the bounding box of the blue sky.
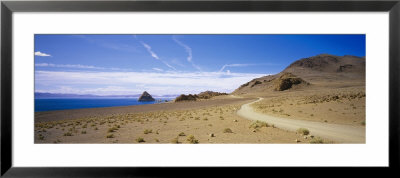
[34,34,365,95]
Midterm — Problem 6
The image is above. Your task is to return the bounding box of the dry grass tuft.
[186,135,199,144]
[107,127,118,133]
[310,137,324,144]
[223,128,233,133]
[136,137,145,143]
[171,137,179,144]
[249,120,269,129]
[63,132,73,136]
[297,128,310,135]
[144,129,153,134]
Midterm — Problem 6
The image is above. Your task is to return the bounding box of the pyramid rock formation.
[138,91,155,102]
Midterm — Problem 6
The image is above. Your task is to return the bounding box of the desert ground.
[249,87,365,126]
[34,96,322,144]
[34,54,365,144]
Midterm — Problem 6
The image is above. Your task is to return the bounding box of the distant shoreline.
[34,97,174,112]
[34,92,179,99]
[34,97,253,123]
[35,97,176,99]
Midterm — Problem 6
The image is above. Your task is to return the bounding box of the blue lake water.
[35,98,172,112]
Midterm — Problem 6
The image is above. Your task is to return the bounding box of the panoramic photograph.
[34,34,366,144]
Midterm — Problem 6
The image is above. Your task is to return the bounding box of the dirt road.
[237,98,365,143]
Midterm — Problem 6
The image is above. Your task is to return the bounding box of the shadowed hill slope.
[283,54,365,75]
[233,54,365,95]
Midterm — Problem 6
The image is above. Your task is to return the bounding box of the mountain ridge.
[233,54,365,95]
[34,92,179,99]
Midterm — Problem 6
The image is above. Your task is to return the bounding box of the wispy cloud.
[172,36,192,62]
[35,86,134,96]
[218,63,278,72]
[34,51,51,57]
[35,70,267,95]
[152,68,163,72]
[140,42,176,70]
[219,64,254,72]
[141,42,160,60]
[172,36,201,71]
[35,63,121,70]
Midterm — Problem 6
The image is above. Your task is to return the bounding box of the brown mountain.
[174,91,228,102]
[233,54,365,95]
[197,91,228,99]
[138,91,155,102]
[283,54,365,75]
[175,94,198,102]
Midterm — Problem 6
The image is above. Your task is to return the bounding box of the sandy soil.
[35,97,311,144]
[35,97,253,122]
[34,86,365,144]
[249,86,366,126]
[238,98,365,143]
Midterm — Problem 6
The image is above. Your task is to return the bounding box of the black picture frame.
[1,0,399,177]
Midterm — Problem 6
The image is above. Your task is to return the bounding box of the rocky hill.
[174,91,228,102]
[283,54,365,75]
[138,91,155,102]
[273,73,310,91]
[233,54,365,95]
[175,94,198,102]
[197,91,228,99]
